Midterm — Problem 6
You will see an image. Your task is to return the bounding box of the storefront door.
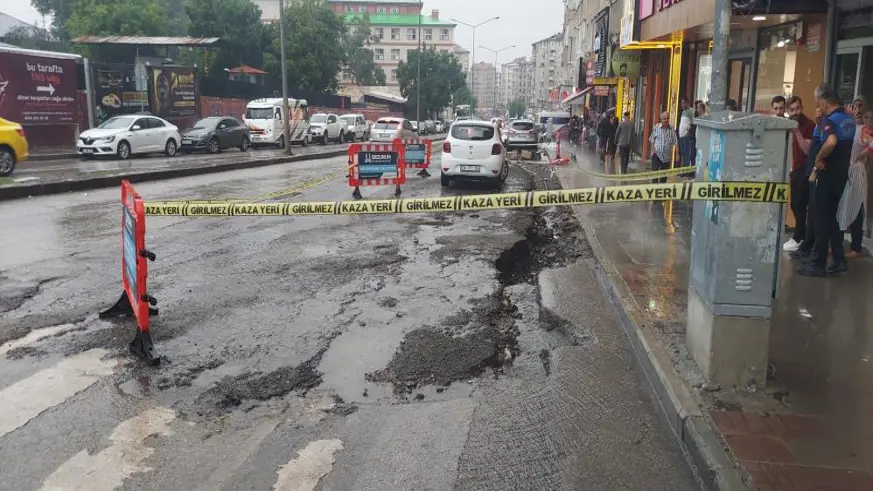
[728,58,753,111]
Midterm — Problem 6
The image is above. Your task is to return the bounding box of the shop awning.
[562,87,592,105]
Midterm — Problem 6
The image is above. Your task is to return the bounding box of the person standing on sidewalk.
[783,96,817,252]
[678,99,695,167]
[615,112,634,174]
[598,112,618,171]
[839,97,870,257]
[772,96,787,118]
[649,111,677,184]
[799,85,856,277]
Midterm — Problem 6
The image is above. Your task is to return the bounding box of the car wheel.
[301,135,309,147]
[240,136,250,152]
[440,172,451,187]
[499,160,509,182]
[117,141,131,160]
[338,131,345,143]
[165,139,178,157]
[364,131,370,141]
[321,132,328,145]
[0,147,16,176]
[277,136,286,149]
[208,137,220,154]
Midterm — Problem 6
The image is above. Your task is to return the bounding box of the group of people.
[779,87,871,276]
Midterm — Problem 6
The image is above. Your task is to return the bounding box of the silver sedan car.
[369,117,418,142]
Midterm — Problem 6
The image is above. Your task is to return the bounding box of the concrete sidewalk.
[555,144,873,491]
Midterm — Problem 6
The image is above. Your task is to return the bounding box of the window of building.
[376,6,386,13]
[407,28,417,40]
[374,48,384,60]
[424,28,432,40]
[391,28,400,40]
[440,29,449,41]
[373,27,383,39]
[391,49,401,61]
[391,7,399,13]
[391,69,398,81]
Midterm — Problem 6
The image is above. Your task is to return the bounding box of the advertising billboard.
[94,64,149,121]
[148,66,199,118]
[0,52,77,124]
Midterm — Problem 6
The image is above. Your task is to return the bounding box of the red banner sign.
[0,52,77,124]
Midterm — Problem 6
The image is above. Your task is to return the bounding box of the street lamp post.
[278,0,292,155]
[478,44,514,118]
[416,0,422,134]
[449,16,499,115]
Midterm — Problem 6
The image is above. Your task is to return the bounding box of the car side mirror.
[218,124,226,129]
[131,125,141,131]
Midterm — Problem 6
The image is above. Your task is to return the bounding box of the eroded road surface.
[0,153,700,490]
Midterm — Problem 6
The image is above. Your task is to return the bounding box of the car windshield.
[341,116,356,125]
[191,118,221,130]
[373,121,400,130]
[512,122,535,131]
[452,125,495,141]
[99,117,134,130]
[245,108,273,120]
[311,115,328,123]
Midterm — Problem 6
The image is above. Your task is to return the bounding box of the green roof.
[344,13,456,27]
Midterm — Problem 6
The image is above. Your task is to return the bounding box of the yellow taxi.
[0,117,28,176]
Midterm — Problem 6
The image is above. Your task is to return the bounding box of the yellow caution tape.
[147,171,345,206]
[144,181,787,217]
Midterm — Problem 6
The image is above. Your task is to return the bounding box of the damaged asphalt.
[0,153,700,490]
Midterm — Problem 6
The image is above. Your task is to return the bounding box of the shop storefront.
[833,5,873,104]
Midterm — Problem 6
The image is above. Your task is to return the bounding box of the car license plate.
[80,148,95,154]
[461,165,479,172]
[380,133,391,139]
[182,139,192,144]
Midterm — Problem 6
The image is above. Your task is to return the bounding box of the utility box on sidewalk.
[687,112,795,388]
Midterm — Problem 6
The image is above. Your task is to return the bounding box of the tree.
[66,0,174,61]
[185,0,265,74]
[342,14,386,86]
[397,46,466,118]
[508,98,526,118]
[263,0,346,92]
[1,25,71,52]
[452,84,475,110]
[30,0,75,40]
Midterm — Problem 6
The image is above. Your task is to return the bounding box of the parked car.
[369,117,417,142]
[424,120,436,135]
[434,121,444,133]
[0,117,28,177]
[181,117,250,154]
[339,113,370,141]
[441,120,508,189]
[504,119,539,152]
[77,114,181,160]
[308,113,344,144]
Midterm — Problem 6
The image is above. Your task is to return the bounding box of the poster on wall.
[0,52,77,124]
[148,66,199,118]
[94,65,149,121]
[611,50,641,79]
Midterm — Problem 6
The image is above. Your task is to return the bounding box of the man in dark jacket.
[598,113,618,170]
[614,112,634,174]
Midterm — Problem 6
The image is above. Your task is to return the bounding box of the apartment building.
[329,0,456,92]
[453,44,471,86]
[471,61,497,114]
[500,57,533,111]
[531,33,563,110]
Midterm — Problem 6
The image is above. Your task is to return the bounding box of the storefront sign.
[95,64,149,121]
[612,51,641,79]
[0,52,77,124]
[586,60,595,86]
[148,66,199,118]
[658,0,683,10]
[593,77,619,86]
[639,0,654,20]
[593,86,610,97]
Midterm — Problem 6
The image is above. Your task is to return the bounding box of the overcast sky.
[4,0,565,63]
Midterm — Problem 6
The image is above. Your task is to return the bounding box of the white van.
[243,98,311,148]
[537,110,571,127]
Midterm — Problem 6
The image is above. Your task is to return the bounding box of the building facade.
[453,44,471,86]
[500,57,533,113]
[471,61,497,115]
[531,33,563,110]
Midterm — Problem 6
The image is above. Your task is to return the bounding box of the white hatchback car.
[77,115,181,160]
[369,117,417,143]
[441,120,508,188]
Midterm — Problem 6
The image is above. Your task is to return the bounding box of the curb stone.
[0,138,446,202]
[554,172,750,491]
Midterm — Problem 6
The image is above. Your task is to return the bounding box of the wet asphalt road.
[0,152,700,490]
